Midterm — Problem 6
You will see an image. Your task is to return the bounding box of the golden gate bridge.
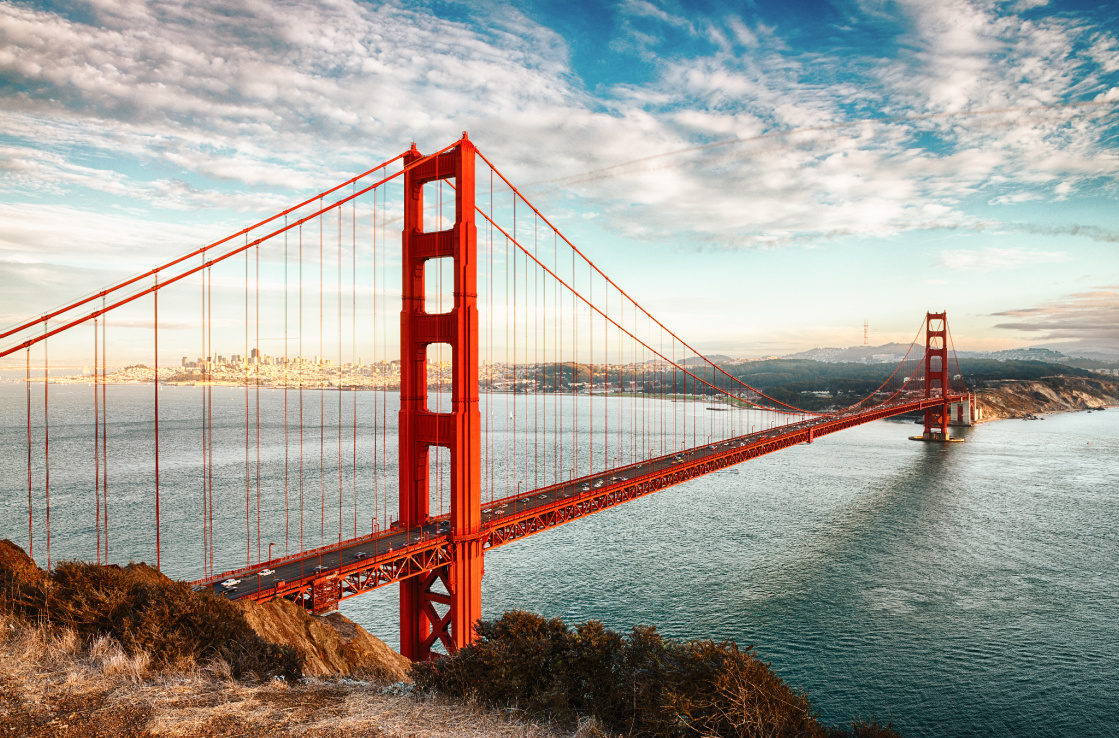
[0,134,971,662]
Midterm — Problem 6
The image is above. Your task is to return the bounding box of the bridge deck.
[196,394,963,610]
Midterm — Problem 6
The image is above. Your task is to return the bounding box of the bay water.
[1,378,1115,736]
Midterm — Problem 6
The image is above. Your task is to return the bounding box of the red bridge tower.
[922,311,950,441]
[398,135,483,660]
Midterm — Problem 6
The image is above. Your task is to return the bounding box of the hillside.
[0,540,564,737]
[974,376,1119,420]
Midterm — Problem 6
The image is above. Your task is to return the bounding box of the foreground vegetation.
[0,541,301,681]
[3,542,902,736]
[415,611,900,738]
[0,541,565,736]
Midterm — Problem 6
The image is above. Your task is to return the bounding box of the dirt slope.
[237,598,411,682]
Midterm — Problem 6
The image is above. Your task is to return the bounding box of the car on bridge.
[259,569,275,577]
[352,551,368,560]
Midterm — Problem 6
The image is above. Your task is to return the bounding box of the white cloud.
[936,246,1070,271]
[0,0,1116,261]
[991,286,1119,356]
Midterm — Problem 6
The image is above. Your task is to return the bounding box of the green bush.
[413,611,902,738]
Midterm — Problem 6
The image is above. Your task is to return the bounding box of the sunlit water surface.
[345,408,1119,737]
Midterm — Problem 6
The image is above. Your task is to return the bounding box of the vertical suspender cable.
[299,224,304,552]
[206,268,213,575]
[438,179,444,516]
[352,187,357,538]
[200,268,206,576]
[154,274,160,571]
[320,201,325,547]
[26,348,32,561]
[381,173,388,530]
[511,197,516,495]
[94,320,100,563]
[505,231,509,498]
[338,204,343,544]
[256,237,261,564]
[208,267,215,574]
[373,185,382,530]
[44,327,50,569]
[102,300,109,562]
[554,231,559,481]
[284,217,290,556]
[486,168,491,503]
[488,167,494,503]
[534,214,539,490]
[245,240,251,566]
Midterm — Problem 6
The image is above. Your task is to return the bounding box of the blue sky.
[1,0,1117,361]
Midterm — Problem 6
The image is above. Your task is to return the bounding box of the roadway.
[200,393,960,605]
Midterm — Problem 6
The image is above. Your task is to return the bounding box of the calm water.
[1,379,1116,736]
[342,408,1118,737]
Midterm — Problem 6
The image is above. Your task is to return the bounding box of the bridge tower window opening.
[424,256,454,315]
[427,445,451,521]
[426,342,452,412]
[421,179,455,235]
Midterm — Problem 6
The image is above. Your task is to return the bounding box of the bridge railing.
[192,522,438,588]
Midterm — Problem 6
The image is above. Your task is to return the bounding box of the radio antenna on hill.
[864,320,868,345]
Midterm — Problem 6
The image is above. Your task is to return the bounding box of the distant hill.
[681,354,736,366]
[781,343,1119,372]
[782,343,913,364]
[956,347,1068,362]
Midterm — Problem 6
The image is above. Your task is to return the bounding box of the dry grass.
[0,613,574,737]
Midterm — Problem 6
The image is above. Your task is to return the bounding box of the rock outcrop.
[975,376,1119,420]
[0,539,44,587]
[237,597,411,682]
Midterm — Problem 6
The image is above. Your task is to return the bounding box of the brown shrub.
[414,611,903,738]
[0,540,301,681]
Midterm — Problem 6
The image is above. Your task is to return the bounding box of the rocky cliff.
[975,375,1119,420]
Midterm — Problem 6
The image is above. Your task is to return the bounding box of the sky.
[1,0,1118,362]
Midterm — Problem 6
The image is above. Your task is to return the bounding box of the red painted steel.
[922,312,950,439]
[209,393,966,614]
[398,135,482,660]
[10,132,973,663]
